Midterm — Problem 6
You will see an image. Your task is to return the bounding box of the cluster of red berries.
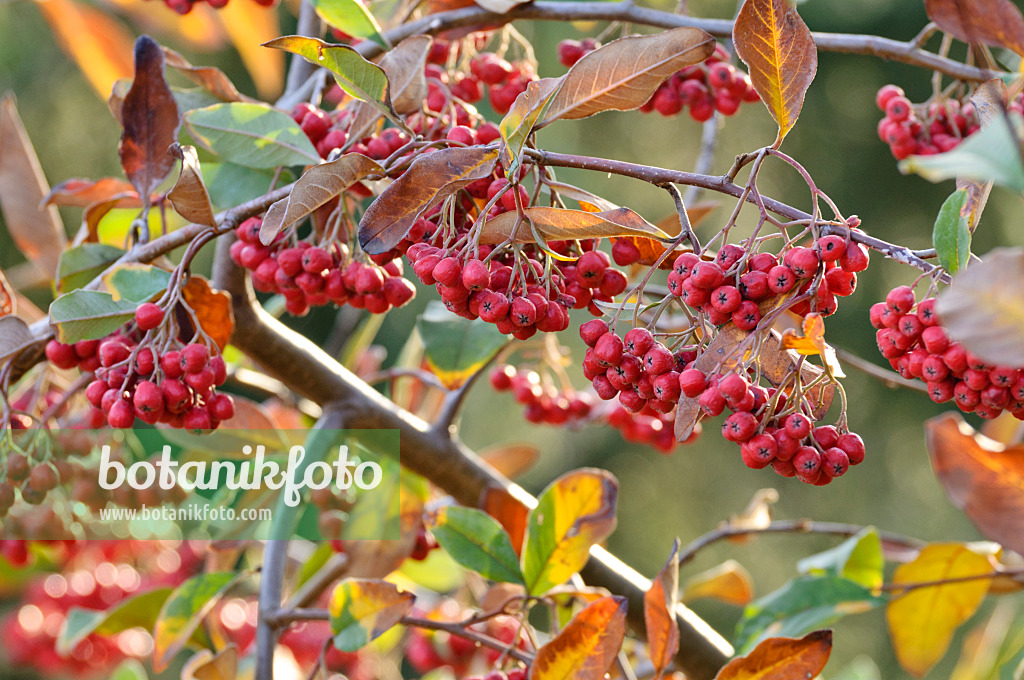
[664,237,868,325]
[147,0,274,16]
[872,84,1024,160]
[231,217,417,317]
[873,286,1024,418]
[432,51,537,116]
[405,605,529,676]
[0,452,67,513]
[489,364,594,424]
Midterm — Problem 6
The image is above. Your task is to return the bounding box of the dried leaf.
[213,0,283,99]
[182,276,233,350]
[0,316,36,365]
[924,0,1024,56]
[119,36,181,203]
[500,77,564,176]
[935,248,1024,366]
[43,178,139,209]
[644,540,680,678]
[779,313,843,376]
[715,630,832,680]
[529,596,627,680]
[956,80,1005,235]
[886,543,993,677]
[615,202,718,270]
[377,35,430,114]
[181,645,237,680]
[545,179,620,213]
[683,560,754,606]
[540,28,715,126]
[162,47,256,103]
[0,96,67,281]
[925,413,1024,557]
[479,207,668,245]
[167,144,216,228]
[358,147,498,254]
[733,0,818,147]
[108,78,131,125]
[260,154,383,245]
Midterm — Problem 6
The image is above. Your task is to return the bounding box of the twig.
[661,182,701,255]
[283,0,322,101]
[883,568,1024,594]
[255,539,290,680]
[283,553,349,610]
[431,339,513,435]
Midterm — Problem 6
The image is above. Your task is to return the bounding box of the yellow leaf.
[212,2,283,99]
[886,543,993,677]
[529,596,627,680]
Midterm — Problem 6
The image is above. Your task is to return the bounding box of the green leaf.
[49,290,140,343]
[103,264,172,302]
[204,162,288,211]
[110,660,149,680]
[417,301,508,388]
[58,587,173,655]
[734,575,884,653]
[153,571,242,672]
[57,243,126,293]
[796,527,883,590]
[310,0,388,48]
[329,578,415,652]
[428,505,525,584]
[184,103,321,169]
[900,114,1024,192]
[933,189,972,274]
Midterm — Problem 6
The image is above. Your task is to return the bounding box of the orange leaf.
[43,178,139,209]
[212,1,283,99]
[101,0,227,52]
[780,312,825,356]
[182,276,234,350]
[529,596,627,680]
[925,413,1024,557]
[733,0,817,147]
[167,144,217,228]
[683,560,754,606]
[925,0,1024,57]
[479,206,668,245]
[644,540,680,678]
[480,485,530,555]
[480,443,540,480]
[714,630,832,680]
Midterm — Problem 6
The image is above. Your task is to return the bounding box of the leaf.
[900,114,1024,192]
[417,301,507,388]
[925,413,1024,558]
[259,154,383,245]
[378,35,432,114]
[480,485,530,555]
[616,202,718,270]
[57,587,173,656]
[103,263,172,302]
[119,35,181,203]
[924,0,1024,57]
[500,77,564,176]
[182,276,234,350]
[644,539,680,678]
[935,247,1024,366]
[683,560,755,606]
[212,0,283,99]
[153,572,239,672]
[480,442,539,480]
[540,28,714,126]
[479,207,669,245]
[180,644,237,680]
[0,269,13,317]
[109,78,131,124]
[342,461,425,576]
[796,528,883,591]
[162,47,255,104]
[733,0,818,146]
[779,313,843,377]
[715,630,832,680]
[49,290,140,343]
[933,189,972,274]
[955,81,1005,234]
[358,147,498,254]
[204,162,282,211]
[734,575,884,653]
[328,578,415,652]
[184,103,321,169]
[43,177,138,208]
[428,505,525,584]
[529,596,627,680]
[310,0,388,48]
[886,543,993,677]
[0,315,38,366]
[167,144,217,228]
[0,95,67,280]
[522,468,618,596]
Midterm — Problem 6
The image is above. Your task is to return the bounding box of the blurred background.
[1,0,1023,677]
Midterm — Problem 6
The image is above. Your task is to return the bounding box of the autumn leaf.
[779,312,843,376]
[886,543,993,677]
[924,0,1024,56]
[119,35,181,205]
[683,560,755,606]
[167,144,216,228]
[182,276,233,350]
[328,578,415,651]
[955,80,1005,234]
[644,539,680,678]
[377,35,431,114]
[0,269,14,317]
[500,77,564,177]
[480,485,530,555]
[358,147,498,254]
[480,443,539,480]
[479,207,669,245]
[529,596,627,680]
[180,645,237,680]
[733,0,817,147]
[614,202,718,270]
[715,630,832,680]
[0,316,37,366]
[43,178,138,209]
[925,413,1024,557]
[162,47,256,104]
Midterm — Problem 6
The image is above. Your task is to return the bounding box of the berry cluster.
[405,605,529,676]
[231,217,417,317]
[147,0,275,16]
[0,452,67,512]
[873,286,1024,419]
[489,364,594,424]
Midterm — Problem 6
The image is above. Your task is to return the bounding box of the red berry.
[135,302,164,331]
[594,333,624,367]
[45,340,78,370]
[886,285,916,314]
[679,368,707,398]
[180,343,210,374]
[107,399,136,428]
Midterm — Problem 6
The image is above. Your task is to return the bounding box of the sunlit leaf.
[715,630,832,680]
[683,560,755,606]
[49,290,140,343]
[58,587,173,656]
[213,0,283,99]
[933,189,972,274]
[480,442,539,480]
[924,0,1024,56]
[428,505,525,584]
[103,263,171,303]
[163,47,255,104]
[479,206,668,245]
[167,144,217,228]
[480,486,530,556]
[180,644,237,680]
[310,0,388,48]
[43,177,138,209]
[152,572,240,672]
[58,243,129,293]
[182,276,233,350]
[529,596,627,680]
[417,301,507,388]
[328,578,415,651]
[185,103,321,169]
[796,528,883,591]
[644,539,680,677]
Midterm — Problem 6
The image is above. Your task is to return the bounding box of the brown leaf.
[479,207,668,245]
[379,35,432,115]
[480,485,530,555]
[260,154,383,245]
[181,644,237,680]
[935,248,1024,367]
[529,596,627,680]
[0,268,14,317]
[0,315,37,366]
[957,81,1005,233]
[182,276,233,350]
[644,539,680,678]
[540,28,715,126]
[925,413,1024,557]
[479,442,540,480]
[43,178,139,208]
[714,630,832,680]
[925,0,1024,56]
[358,146,498,254]
[0,95,67,281]
[162,47,256,103]
[733,0,817,147]
[119,36,181,204]
[167,144,217,228]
